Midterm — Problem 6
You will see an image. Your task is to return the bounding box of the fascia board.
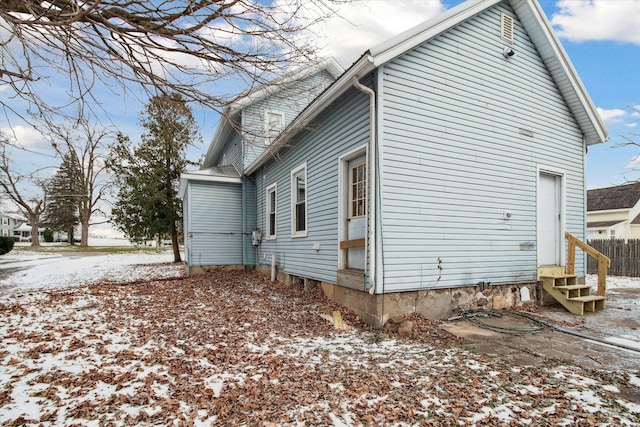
[178,173,242,199]
[587,208,630,215]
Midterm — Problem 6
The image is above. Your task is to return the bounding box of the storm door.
[538,172,563,266]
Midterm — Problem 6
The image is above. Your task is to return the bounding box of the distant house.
[0,208,45,242]
[0,209,26,239]
[181,0,608,325]
[587,182,640,240]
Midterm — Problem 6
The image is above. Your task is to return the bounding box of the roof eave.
[178,172,242,198]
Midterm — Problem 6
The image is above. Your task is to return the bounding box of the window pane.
[269,213,276,236]
[269,191,276,213]
[296,175,305,203]
[296,202,306,232]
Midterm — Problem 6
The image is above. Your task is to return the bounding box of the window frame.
[266,183,277,240]
[264,110,285,146]
[290,162,308,238]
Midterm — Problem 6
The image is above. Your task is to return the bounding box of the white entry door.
[346,156,366,270]
[538,172,562,266]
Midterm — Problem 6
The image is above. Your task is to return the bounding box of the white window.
[291,163,307,237]
[1,218,7,225]
[265,110,284,145]
[266,183,277,239]
[610,229,616,239]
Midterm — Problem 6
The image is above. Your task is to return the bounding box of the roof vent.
[501,13,514,43]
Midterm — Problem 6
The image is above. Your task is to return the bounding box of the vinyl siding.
[185,181,243,266]
[244,178,257,265]
[216,131,242,173]
[379,2,586,291]
[254,86,370,284]
[243,70,337,169]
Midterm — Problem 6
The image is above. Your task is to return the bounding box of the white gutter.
[351,76,377,295]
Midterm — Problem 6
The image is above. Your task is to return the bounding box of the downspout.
[352,76,376,295]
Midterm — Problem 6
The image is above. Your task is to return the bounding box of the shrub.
[0,237,15,255]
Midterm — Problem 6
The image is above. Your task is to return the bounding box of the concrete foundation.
[320,280,539,328]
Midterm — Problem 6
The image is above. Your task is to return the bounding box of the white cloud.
[552,0,640,44]
[308,0,446,65]
[627,154,640,170]
[597,107,627,125]
[1,125,46,149]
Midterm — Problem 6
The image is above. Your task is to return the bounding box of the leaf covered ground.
[1,270,639,426]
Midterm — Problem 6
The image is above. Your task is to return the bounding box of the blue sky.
[2,0,639,195]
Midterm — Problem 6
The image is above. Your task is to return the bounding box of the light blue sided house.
[180,0,609,326]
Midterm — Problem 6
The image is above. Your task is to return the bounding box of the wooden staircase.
[539,232,610,315]
[540,274,605,315]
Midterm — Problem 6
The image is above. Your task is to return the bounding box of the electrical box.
[251,230,262,246]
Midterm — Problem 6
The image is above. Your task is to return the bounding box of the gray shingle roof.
[587,182,640,212]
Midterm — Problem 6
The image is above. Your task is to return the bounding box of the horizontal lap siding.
[244,179,257,265]
[380,3,585,292]
[243,70,337,169]
[255,87,370,284]
[186,181,243,266]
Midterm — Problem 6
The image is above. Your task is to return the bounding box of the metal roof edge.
[178,171,242,198]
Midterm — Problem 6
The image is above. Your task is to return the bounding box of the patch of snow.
[617,399,640,414]
[0,250,183,294]
[604,337,640,352]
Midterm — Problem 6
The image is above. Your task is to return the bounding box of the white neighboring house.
[0,209,26,239]
[0,208,44,242]
[587,183,640,240]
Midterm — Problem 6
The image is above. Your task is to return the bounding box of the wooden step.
[567,295,606,302]
[540,274,577,280]
[567,295,606,313]
[553,285,591,291]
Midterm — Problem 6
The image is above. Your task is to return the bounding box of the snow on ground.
[0,271,638,426]
[587,274,640,290]
[0,248,183,294]
[0,252,638,425]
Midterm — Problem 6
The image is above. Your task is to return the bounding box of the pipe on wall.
[352,76,377,295]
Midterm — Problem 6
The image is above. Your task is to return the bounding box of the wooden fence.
[587,239,640,277]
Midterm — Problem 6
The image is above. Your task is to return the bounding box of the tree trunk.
[29,214,41,247]
[80,218,89,247]
[170,220,182,263]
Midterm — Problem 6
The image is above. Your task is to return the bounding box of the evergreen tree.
[108,93,199,262]
[43,152,80,243]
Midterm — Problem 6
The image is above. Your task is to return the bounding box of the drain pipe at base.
[352,75,376,296]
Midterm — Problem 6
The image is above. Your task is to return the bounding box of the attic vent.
[501,13,514,43]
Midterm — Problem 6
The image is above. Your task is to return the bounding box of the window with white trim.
[266,183,277,239]
[291,163,307,236]
[265,110,285,145]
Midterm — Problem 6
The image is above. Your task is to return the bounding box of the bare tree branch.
[0,0,347,119]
